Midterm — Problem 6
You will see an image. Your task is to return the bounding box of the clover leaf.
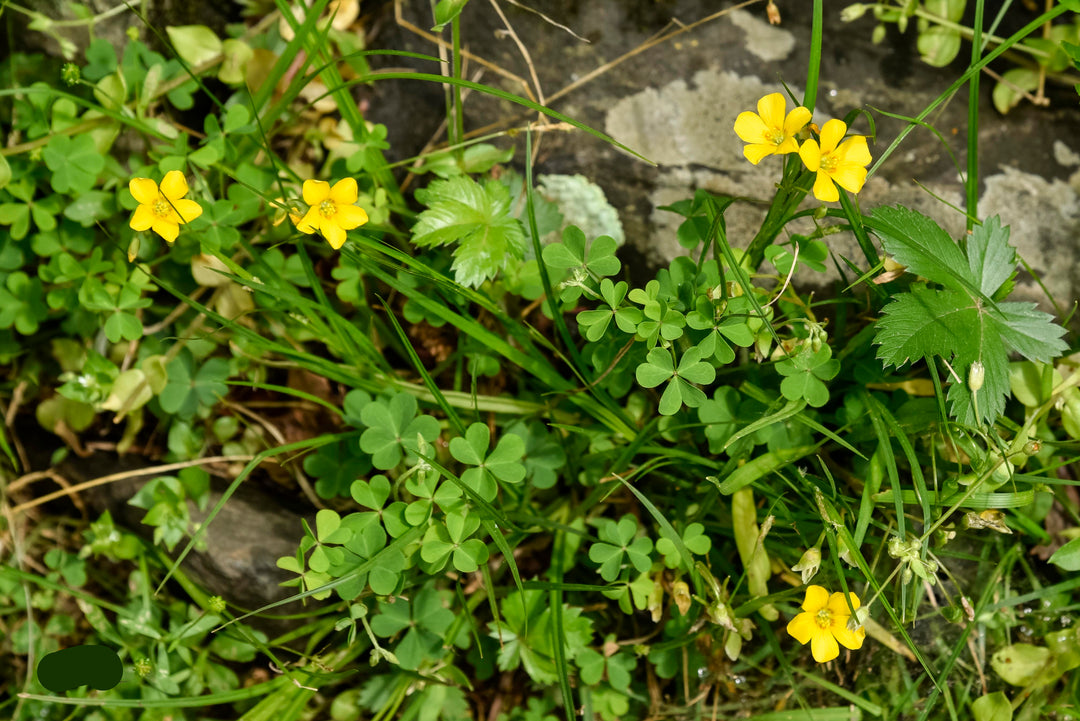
[505,419,566,490]
[370,584,455,670]
[775,346,840,408]
[0,271,48,335]
[685,295,755,363]
[655,522,712,570]
[576,636,636,692]
[448,422,526,502]
[542,225,621,279]
[419,510,489,573]
[159,353,230,420]
[303,438,372,499]
[635,346,716,416]
[43,134,104,194]
[577,278,642,342]
[359,392,441,470]
[588,515,654,582]
[350,474,413,538]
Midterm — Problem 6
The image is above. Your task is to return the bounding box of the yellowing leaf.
[166,25,222,68]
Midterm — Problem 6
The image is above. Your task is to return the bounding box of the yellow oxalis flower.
[296,178,369,250]
[128,170,203,243]
[798,119,872,203]
[734,93,812,165]
[786,585,866,663]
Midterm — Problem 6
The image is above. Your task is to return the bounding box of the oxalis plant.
[2,1,1080,720]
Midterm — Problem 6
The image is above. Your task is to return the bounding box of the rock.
[60,452,317,635]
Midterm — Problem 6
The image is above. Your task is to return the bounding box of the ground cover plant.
[2,0,1080,720]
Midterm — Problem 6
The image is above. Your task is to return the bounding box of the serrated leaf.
[967,216,1015,297]
[868,206,976,294]
[412,175,525,288]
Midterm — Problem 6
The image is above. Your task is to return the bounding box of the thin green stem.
[451,15,465,155]
[966,0,985,232]
[804,0,823,109]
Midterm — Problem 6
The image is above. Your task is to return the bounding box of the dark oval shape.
[37,645,123,693]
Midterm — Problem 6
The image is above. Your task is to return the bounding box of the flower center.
[814,608,833,630]
[820,154,839,174]
[152,198,171,218]
[319,199,337,218]
[766,128,786,146]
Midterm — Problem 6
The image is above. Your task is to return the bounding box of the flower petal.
[743,143,776,165]
[757,93,786,130]
[828,591,861,616]
[818,119,848,154]
[801,585,829,612]
[835,135,872,166]
[303,180,330,205]
[330,177,358,205]
[833,623,866,651]
[129,178,160,205]
[322,220,346,250]
[786,612,817,645]
[831,164,868,194]
[171,198,203,224]
[129,204,154,231]
[798,139,821,172]
[813,171,839,203]
[811,631,840,663]
[783,106,813,137]
[160,170,189,200]
[151,218,180,243]
[734,111,770,144]
[296,207,321,234]
[774,136,800,155]
[335,204,369,230]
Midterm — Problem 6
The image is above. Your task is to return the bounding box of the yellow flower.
[296,178,369,250]
[128,171,203,243]
[734,93,812,165]
[798,119,872,203]
[786,585,866,663]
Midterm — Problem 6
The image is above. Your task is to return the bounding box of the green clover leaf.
[43,134,104,195]
[505,419,567,490]
[775,346,840,408]
[359,392,441,470]
[370,585,455,671]
[588,515,654,582]
[0,271,48,335]
[304,439,372,499]
[420,510,489,573]
[159,354,229,420]
[636,346,716,416]
[655,522,712,570]
[449,422,526,502]
[576,278,642,342]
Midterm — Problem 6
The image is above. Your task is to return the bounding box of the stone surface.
[373,0,1080,312]
[61,452,317,635]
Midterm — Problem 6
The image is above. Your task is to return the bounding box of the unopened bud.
[968,361,985,392]
[841,4,868,22]
[871,23,887,44]
[61,62,81,86]
[766,1,781,25]
[791,547,821,584]
[1023,440,1041,455]
[208,595,226,614]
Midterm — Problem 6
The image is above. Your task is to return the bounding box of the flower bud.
[1023,440,1041,456]
[791,547,821,584]
[766,1,781,25]
[841,4,867,22]
[871,23,887,45]
[208,596,226,614]
[61,62,81,86]
[968,361,985,393]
